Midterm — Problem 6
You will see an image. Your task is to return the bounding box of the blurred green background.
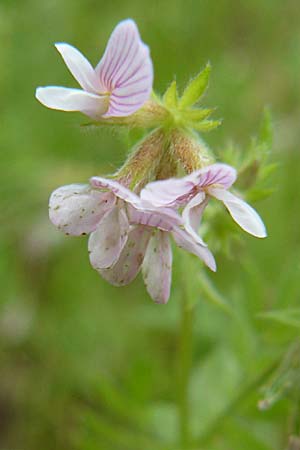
[1,0,300,449]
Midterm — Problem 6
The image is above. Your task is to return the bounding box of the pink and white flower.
[49,177,216,304]
[36,19,153,119]
[140,163,267,239]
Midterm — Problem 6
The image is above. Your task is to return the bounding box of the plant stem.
[178,289,193,448]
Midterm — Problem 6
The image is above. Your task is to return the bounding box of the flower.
[49,177,216,304]
[140,163,267,239]
[36,19,153,119]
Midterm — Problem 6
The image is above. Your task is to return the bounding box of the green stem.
[178,291,193,448]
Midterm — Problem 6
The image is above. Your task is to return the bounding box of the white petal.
[128,205,182,231]
[95,19,153,117]
[100,225,151,286]
[140,163,237,208]
[49,184,115,235]
[90,176,141,207]
[88,206,129,269]
[141,177,195,208]
[35,87,109,119]
[172,227,216,272]
[55,43,101,93]
[209,188,267,238]
[182,192,208,246]
[142,231,172,304]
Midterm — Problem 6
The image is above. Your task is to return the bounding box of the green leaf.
[192,119,222,132]
[182,108,214,122]
[163,80,178,108]
[258,308,300,328]
[179,62,211,108]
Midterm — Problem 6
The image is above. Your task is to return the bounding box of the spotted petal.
[49,184,115,236]
[142,231,172,304]
[100,225,151,286]
[96,19,153,117]
[88,206,129,269]
[35,87,109,119]
[55,43,102,93]
[209,188,267,238]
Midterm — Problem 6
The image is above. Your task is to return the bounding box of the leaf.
[192,119,222,132]
[179,63,211,108]
[258,308,300,329]
[182,108,214,122]
[163,80,178,108]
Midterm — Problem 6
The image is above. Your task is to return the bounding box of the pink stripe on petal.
[96,20,153,117]
[195,164,237,189]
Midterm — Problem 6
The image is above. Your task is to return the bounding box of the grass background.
[1,0,300,449]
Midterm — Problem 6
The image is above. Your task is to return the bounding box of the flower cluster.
[38,19,267,304]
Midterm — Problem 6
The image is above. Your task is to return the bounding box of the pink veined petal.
[172,227,216,272]
[140,178,195,208]
[128,204,183,231]
[140,164,237,208]
[128,208,173,231]
[95,19,153,117]
[49,184,115,236]
[90,176,141,206]
[100,225,152,286]
[193,163,237,190]
[55,43,102,93]
[35,87,109,119]
[88,206,129,270]
[209,187,267,238]
[142,231,172,304]
[182,192,208,246]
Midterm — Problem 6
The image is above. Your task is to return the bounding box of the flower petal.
[55,43,102,93]
[182,192,208,246]
[142,231,172,304]
[140,163,237,208]
[49,184,115,236]
[35,87,109,119]
[95,19,153,117]
[88,206,129,269]
[209,187,267,238]
[100,225,151,286]
[172,227,216,272]
[128,205,182,231]
[195,163,237,190]
[141,177,195,208]
[90,176,141,206]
